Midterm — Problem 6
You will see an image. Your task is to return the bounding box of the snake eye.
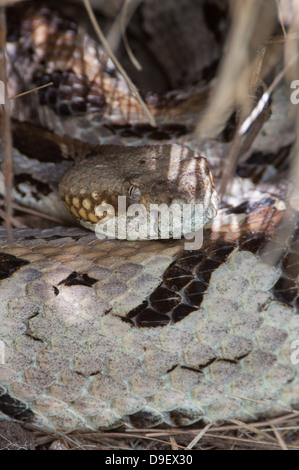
[127,184,142,203]
[128,185,135,197]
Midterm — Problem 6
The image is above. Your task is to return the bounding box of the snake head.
[59,143,218,239]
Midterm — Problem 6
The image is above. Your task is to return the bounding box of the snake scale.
[0,1,298,432]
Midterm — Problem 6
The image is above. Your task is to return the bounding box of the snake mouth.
[69,196,218,242]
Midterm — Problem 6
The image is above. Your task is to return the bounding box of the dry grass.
[25,413,299,450]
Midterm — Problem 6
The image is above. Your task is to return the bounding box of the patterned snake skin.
[0,1,298,431]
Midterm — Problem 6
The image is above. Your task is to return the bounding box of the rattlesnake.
[0,1,298,432]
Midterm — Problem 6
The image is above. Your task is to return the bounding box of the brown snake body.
[0,1,298,431]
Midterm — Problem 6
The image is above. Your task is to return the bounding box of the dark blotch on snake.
[12,125,68,164]
[195,258,222,284]
[57,271,98,288]
[0,253,29,280]
[239,233,268,254]
[129,410,163,428]
[273,277,298,306]
[136,309,170,328]
[163,263,193,291]
[173,304,197,322]
[282,252,299,279]
[169,408,205,427]
[150,286,181,314]
[14,174,52,199]
[0,394,33,421]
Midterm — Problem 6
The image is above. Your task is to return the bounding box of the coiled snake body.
[0,2,298,431]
